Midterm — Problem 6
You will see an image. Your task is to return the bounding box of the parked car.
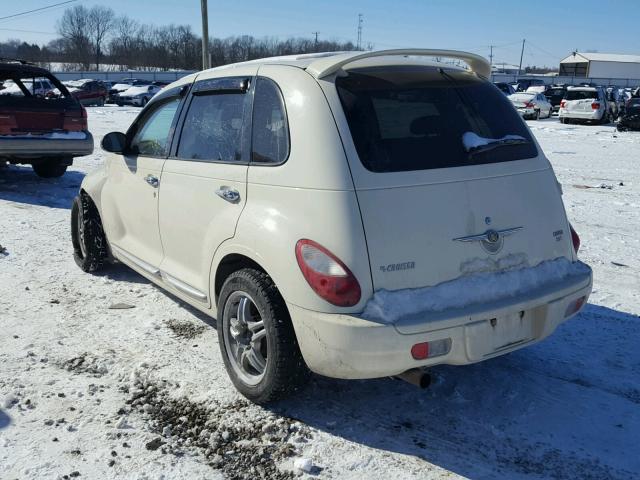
[493,82,516,95]
[0,77,55,97]
[617,98,640,131]
[514,78,545,92]
[508,92,553,119]
[53,79,108,106]
[559,87,610,124]
[605,87,627,119]
[107,79,150,103]
[115,84,162,107]
[0,62,93,177]
[72,49,591,403]
[544,85,568,113]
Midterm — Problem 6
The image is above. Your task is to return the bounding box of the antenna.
[357,14,363,50]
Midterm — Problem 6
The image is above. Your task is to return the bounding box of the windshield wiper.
[466,136,530,159]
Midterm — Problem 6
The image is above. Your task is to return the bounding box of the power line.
[0,28,57,36]
[0,0,78,22]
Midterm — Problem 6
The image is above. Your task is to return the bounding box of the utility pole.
[357,14,363,50]
[312,31,320,51]
[201,0,210,70]
[489,45,494,66]
[518,38,525,76]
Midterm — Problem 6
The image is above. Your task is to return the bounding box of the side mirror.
[101,131,127,153]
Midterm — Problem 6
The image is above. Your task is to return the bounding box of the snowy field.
[1,106,639,480]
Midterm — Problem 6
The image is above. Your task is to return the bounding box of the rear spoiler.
[306,49,491,79]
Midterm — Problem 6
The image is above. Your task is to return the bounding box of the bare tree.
[56,5,92,69]
[88,6,115,70]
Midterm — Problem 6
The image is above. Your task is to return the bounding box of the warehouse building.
[559,52,640,80]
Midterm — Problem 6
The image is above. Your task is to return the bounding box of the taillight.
[524,101,534,108]
[410,338,452,360]
[570,224,580,254]
[591,102,600,110]
[560,100,566,108]
[295,239,361,307]
[63,106,87,132]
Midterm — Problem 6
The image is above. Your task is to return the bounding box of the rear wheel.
[71,194,108,272]
[33,161,67,178]
[217,268,309,403]
[141,97,149,107]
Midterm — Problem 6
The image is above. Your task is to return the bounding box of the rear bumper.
[0,132,94,158]
[559,109,602,120]
[117,97,142,106]
[289,268,592,379]
[516,107,536,117]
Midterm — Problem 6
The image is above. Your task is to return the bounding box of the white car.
[559,87,610,124]
[72,49,592,403]
[115,85,162,107]
[0,78,54,97]
[508,92,553,119]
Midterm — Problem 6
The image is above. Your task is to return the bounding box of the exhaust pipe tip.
[395,368,431,389]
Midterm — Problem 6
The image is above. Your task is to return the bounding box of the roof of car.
[197,49,491,79]
[0,62,52,77]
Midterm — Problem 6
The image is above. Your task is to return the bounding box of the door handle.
[215,187,240,203]
[145,174,159,188]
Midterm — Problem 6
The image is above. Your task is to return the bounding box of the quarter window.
[251,77,289,164]
[129,97,181,157]
[177,89,248,162]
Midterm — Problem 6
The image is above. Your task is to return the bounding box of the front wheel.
[71,194,108,272]
[217,268,309,403]
[33,161,67,178]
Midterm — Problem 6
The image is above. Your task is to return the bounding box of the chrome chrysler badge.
[453,227,523,254]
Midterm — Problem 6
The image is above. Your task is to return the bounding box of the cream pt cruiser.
[72,50,592,403]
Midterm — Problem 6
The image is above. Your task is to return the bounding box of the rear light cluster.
[410,338,452,360]
[63,106,88,132]
[560,100,566,108]
[564,295,586,318]
[524,101,534,108]
[569,224,581,253]
[591,102,600,110]
[295,239,361,307]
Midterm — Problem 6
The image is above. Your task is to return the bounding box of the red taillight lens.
[560,100,566,108]
[570,224,580,254]
[295,239,361,307]
[564,295,586,318]
[591,102,600,110]
[524,101,534,108]
[63,107,87,131]
[411,339,452,360]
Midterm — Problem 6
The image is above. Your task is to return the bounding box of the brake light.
[591,102,600,110]
[570,224,580,254]
[560,100,566,108]
[564,295,586,318]
[295,239,361,307]
[63,106,87,131]
[524,102,534,108]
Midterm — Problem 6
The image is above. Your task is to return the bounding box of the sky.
[1,0,639,68]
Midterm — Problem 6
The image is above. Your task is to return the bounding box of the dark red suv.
[0,61,93,177]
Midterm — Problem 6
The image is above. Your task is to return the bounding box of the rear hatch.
[334,66,574,293]
[563,89,599,112]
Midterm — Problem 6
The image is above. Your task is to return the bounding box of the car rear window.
[566,90,598,100]
[336,66,537,173]
[548,88,565,96]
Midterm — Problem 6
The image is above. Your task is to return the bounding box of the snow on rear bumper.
[288,265,592,379]
[559,108,602,120]
[0,131,94,157]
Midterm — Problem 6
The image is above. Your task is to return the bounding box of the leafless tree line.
[0,5,357,71]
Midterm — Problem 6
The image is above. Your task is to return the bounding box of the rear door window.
[337,66,537,173]
[177,77,251,163]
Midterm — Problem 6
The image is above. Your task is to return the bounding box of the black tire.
[534,109,540,120]
[32,161,67,178]
[71,194,108,273]
[217,268,309,403]
[141,97,149,107]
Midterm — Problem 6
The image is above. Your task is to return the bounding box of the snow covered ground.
[1,108,639,480]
